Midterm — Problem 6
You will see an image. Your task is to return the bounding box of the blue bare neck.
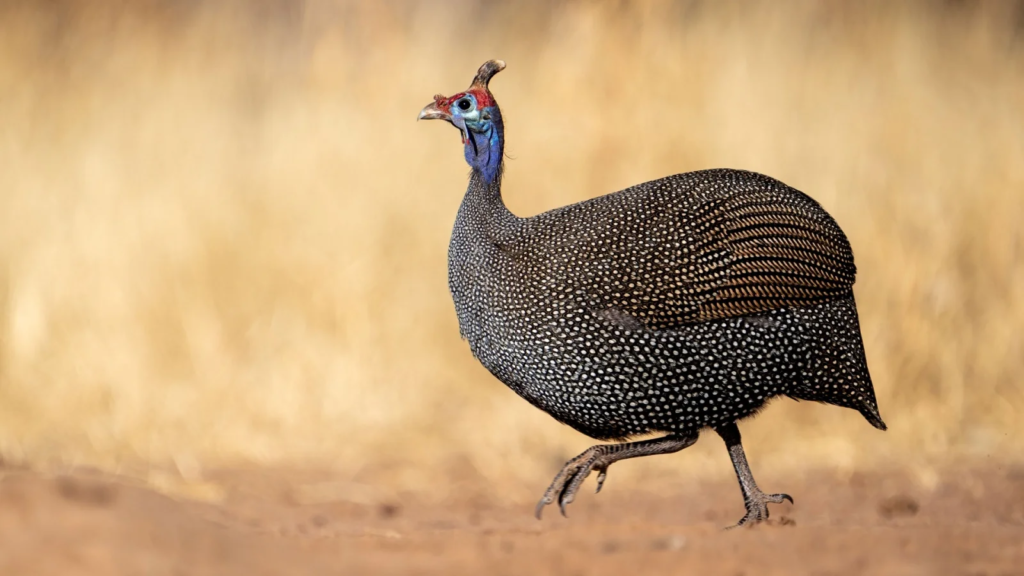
[463,107,503,184]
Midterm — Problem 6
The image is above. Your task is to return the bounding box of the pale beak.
[418,101,450,122]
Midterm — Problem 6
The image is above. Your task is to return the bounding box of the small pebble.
[651,534,687,551]
[879,494,920,519]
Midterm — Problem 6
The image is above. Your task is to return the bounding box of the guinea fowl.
[419,60,886,527]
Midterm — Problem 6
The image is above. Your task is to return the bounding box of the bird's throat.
[463,123,503,185]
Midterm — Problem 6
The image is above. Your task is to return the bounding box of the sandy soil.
[1,464,1021,576]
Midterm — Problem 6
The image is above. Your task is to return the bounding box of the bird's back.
[513,168,856,326]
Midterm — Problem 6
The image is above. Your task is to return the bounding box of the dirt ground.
[1,464,1021,576]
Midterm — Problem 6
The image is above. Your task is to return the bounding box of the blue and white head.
[419,60,506,184]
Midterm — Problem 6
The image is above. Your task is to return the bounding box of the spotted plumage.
[420,60,886,526]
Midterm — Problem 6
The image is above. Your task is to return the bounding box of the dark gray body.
[448,168,884,441]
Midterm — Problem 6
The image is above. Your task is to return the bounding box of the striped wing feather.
[698,193,856,323]
[556,181,857,330]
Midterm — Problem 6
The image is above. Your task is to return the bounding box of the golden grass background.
[0,0,1022,501]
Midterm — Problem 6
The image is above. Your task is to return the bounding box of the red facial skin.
[431,88,495,113]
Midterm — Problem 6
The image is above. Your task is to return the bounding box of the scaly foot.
[534,434,698,519]
[730,490,793,528]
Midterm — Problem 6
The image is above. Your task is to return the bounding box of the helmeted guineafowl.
[419,60,886,527]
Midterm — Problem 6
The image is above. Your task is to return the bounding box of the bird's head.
[419,60,506,183]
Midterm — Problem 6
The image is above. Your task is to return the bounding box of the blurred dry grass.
[0,0,1022,501]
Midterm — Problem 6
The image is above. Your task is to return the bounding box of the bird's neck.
[459,169,517,236]
[463,119,503,185]
[455,112,518,245]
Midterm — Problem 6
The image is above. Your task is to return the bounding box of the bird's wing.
[526,172,857,330]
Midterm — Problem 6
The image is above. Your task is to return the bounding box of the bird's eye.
[457,99,472,111]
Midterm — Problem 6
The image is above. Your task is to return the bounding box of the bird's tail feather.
[859,404,887,431]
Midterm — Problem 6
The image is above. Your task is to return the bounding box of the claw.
[534,496,551,520]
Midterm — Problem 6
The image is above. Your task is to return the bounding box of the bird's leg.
[535,433,698,519]
[715,422,793,528]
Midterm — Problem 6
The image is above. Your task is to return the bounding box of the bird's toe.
[594,465,609,494]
